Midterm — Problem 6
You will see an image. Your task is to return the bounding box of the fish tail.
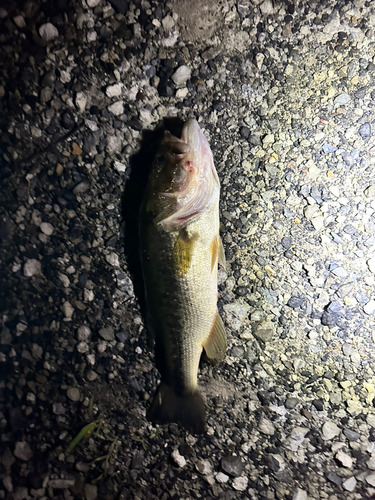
[147,382,206,433]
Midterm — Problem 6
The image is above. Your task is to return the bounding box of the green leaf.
[66,420,99,453]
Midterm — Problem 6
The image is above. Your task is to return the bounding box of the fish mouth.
[157,119,220,231]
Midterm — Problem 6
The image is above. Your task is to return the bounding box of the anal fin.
[202,310,226,362]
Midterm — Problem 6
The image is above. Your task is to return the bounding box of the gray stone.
[14,442,33,461]
[287,297,304,308]
[39,23,59,41]
[343,429,359,441]
[322,421,341,440]
[48,479,75,488]
[24,259,42,277]
[98,326,115,341]
[67,388,80,402]
[358,122,371,142]
[73,180,90,195]
[285,397,300,409]
[85,484,98,500]
[334,93,351,106]
[252,325,274,342]
[77,325,91,341]
[327,471,342,487]
[221,455,244,477]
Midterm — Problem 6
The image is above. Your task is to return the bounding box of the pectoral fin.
[202,311,226,362]
[173,230,197,276]
[210,235,226,272]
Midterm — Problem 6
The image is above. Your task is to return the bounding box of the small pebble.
[14,442,33,461]
[67,388,80,402]
[23,259,42,277]
[40,222,53,235]
[39,23,59,41]
[322,421,341,440]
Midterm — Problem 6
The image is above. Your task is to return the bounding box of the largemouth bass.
[140,118,226,433]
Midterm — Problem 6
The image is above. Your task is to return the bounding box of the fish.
[139,118,226,433]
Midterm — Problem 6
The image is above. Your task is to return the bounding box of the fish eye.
[156,155,164,162]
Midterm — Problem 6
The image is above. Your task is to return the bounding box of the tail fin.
[147,382,206,433]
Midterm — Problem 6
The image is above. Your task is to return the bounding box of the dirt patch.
[172,0,230,45]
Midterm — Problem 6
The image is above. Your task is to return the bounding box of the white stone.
[14,15,26,28]
[24,259,42,277]
[258,417,275,435]
[58,273,69,287]
[366,473,375,487]
[171,65,191,86]
[329,186,340,197]
[106,83,123,97]
[161,31,179,47]
[62,301,74,320]
[232,476,248,491]
[260,0,274,15]
[114,161,126,173]
[304,205,320,220]
[75,92,87,112]
[195,459,212,475]
[108,101,124,116]
[368,456,375,470]
[293,488,307,500]
[106,252,119,267]
[311,216,324,231]
[87,0,101,7]
[39,23,59,41]
[77,341,89,353]
[40,222,53,235]
[322,421,341,440]
[364,299,375,315]
[85,119,98,131]
[60,70,71,83]
[162,15,174,31]
[335,450,353,468]
[171,449,186,468]
[215,472,229,483]
[342,476,356,492]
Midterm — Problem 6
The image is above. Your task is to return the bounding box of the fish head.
[147,119,219,231]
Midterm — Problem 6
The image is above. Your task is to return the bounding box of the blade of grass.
[66,420,100,453]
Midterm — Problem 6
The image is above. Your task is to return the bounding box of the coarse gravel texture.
[1,0,375,499]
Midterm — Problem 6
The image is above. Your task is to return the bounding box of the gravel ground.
[1,0,375,499]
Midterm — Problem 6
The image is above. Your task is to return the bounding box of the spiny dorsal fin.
[202,310,226,361]
[173,230,198,276]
